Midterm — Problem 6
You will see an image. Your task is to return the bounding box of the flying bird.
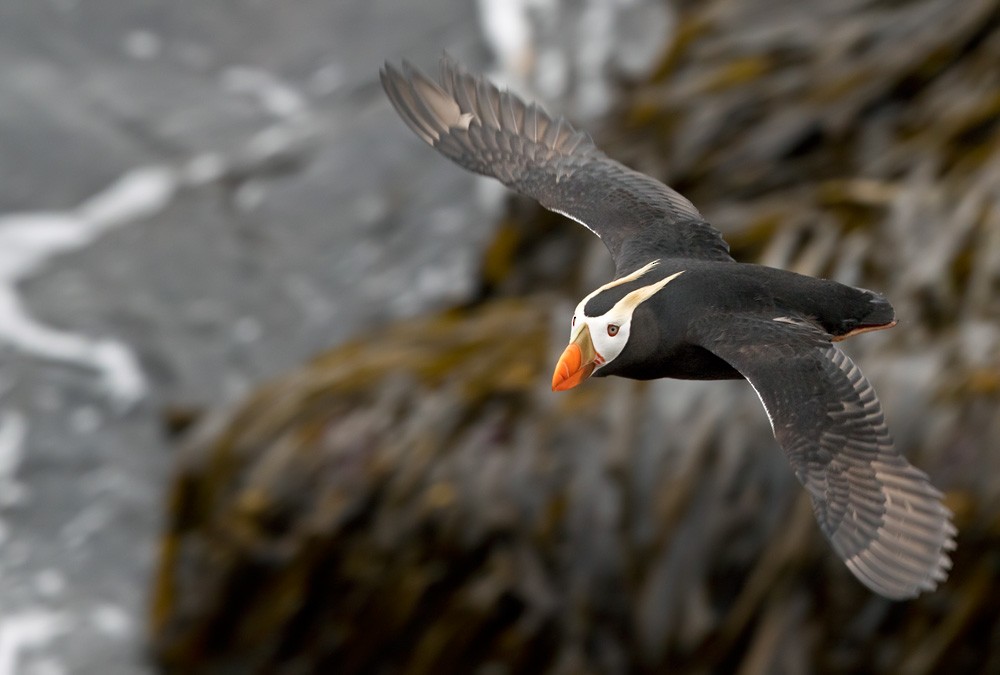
[380,56,955,599]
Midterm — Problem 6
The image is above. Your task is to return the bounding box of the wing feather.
[381,56,733,272]
[692,314,955,599]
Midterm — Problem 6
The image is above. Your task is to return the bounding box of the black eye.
[572,316,576,327]
[607,324,619,337]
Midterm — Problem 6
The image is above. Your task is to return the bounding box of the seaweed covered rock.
[151,297,995,674]
[151,0,1000,672]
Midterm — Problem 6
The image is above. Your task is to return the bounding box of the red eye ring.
[607,324,619,337]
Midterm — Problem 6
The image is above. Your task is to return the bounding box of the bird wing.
[380,57,733,273]
[690,313,955,599]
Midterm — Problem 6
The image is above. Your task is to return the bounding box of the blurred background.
[1,1,998,673]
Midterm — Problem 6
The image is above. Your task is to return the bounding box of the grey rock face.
[0,2,489,673]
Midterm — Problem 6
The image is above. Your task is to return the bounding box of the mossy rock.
[150,296,996,674]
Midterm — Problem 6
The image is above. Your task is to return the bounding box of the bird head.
[552,265,684,391]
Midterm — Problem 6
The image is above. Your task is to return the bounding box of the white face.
[570,263,685,372]
[569,304,635,372]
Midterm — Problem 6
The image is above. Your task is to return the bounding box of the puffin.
[380,56,955,600]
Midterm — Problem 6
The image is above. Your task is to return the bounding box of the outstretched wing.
[691,314,955,599]
[380,57,733,274]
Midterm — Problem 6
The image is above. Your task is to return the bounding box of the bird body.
[381,56,955,599]
[578,259,896,382]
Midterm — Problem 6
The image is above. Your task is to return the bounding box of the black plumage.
[380,59,732,272]
[380,56,955,600]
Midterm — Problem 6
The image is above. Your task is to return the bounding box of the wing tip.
[382,55,596,157]
[380,55,731,265]
[381,58,471,147]
[846,550,954,600]
[841,501,957,600]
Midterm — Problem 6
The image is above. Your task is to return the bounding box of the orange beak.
[552,325,600,391]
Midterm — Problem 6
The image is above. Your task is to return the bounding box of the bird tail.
[832,287,897,341]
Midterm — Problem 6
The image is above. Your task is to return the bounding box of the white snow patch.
[74,166,176,229]
[0,286,148,410]
[477,0,536,78]
[0,611,68,675]
[309,62,347,96]
[477,0,674,118]
[0,214,92,280]
[182,153,227,186]
[90,604,132,640]
[33,570,67,598]
[60,503,113,548]
[234,181,266,212]
[0,65,316,412]
[243,124,313,166]
[122,30,163,60]
[222,66,308,120]
[0,166,178,409]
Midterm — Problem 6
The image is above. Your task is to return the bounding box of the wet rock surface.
[0,2,490,673]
